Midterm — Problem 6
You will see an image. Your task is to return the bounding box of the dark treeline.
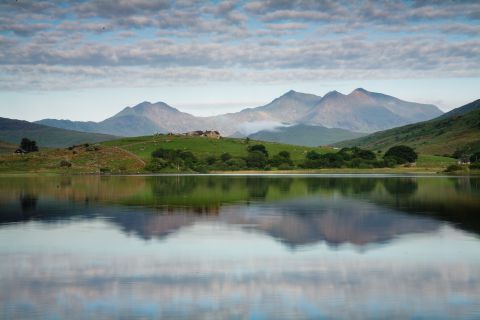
[145,144,418,173]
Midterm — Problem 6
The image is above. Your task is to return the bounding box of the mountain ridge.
[0,117,118,148]
[35,88,443,138]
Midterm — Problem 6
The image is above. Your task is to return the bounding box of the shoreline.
[1,167,478,176]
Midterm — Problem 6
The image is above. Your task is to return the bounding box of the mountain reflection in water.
[0,175,479,319]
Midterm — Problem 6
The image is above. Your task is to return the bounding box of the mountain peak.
[281,89,299,98]
[323,90,344,99]
[352,88,368,94]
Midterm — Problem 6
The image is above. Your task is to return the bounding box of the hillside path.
[113,146,146,166]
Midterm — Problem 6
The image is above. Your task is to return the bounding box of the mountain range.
[36,88,443,138]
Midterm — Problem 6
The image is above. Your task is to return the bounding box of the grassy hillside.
[248,124,366,147]
[335,100,480,155]
[0,140,16,154]
[101,135,335,163]
[0,134,456,174]
[0,117,118,148]
[0,144,144,174]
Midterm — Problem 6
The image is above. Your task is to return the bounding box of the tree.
[20,138,39,153]
[248,144,268,157]
[306,150,321,160]
[270,151,293,167]
[220,153,232,162]
[384,145,417,164]
[246,151,268,169]
[278,151,290,159]
[470,151,480,163]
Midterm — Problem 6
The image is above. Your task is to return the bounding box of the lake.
[0,175,479,319]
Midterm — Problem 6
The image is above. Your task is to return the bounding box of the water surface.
[0,175,479,319]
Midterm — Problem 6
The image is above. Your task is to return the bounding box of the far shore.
[1,167,478,176]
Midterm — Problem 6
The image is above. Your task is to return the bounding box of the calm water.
[0,175,480,319]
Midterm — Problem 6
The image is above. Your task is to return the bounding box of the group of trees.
[19,138,39,153]
[301,146,417,169]
[145,144,418,173]
[146,144,294,172]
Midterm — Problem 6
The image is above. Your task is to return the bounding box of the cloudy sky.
[0,0,479,121]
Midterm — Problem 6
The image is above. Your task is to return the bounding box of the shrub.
[59,160,72,168]
[226,158,247,170]
[269,151,293,168]
[470,162,480,170]
[220,153,232,162]
[145,158,169,172]
[206,155,217,165]
[248,144,268,157]
[100,167,111,174]
[278,163,294,170]
[152,148,178,160]
[384,145,417,164]
[246,151,268,169]
[470,152,480,163]
[225,158,246,170]
[339,147,375,161]
[444,164,465,172]
[383,156,398,168]
[278,151,290,159]
[306,150,321,160]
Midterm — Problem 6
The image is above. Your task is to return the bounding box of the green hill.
[334,99,480,155]
[0,133,456,173]
[0,117,118,148]
[248,124,366,147]
[101,135,335,163]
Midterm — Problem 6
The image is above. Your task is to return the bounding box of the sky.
[0,0,479,122]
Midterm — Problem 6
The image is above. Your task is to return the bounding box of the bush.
[444,164,465,172]
[145,158,169,172]
[278,151,290,159]
[206,155,217,165]
[225,158,246,170]
[470,152,480,163]
[248,144,268,157]
[339,147,375,161]
[278,163,294,170]
[383,156,398,168]
[306,150,321,160]
[246,151,268,169]
[269,151,293,168]
[470,162,480,170]
[100,167,111,174]
[152,148,178,160]
[384,145,417,164]
[59,160,72,168]
[220,153,232,162]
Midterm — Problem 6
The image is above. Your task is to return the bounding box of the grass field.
[101,135,335,164]
[0,134,463,174]
[0,144,144,174]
